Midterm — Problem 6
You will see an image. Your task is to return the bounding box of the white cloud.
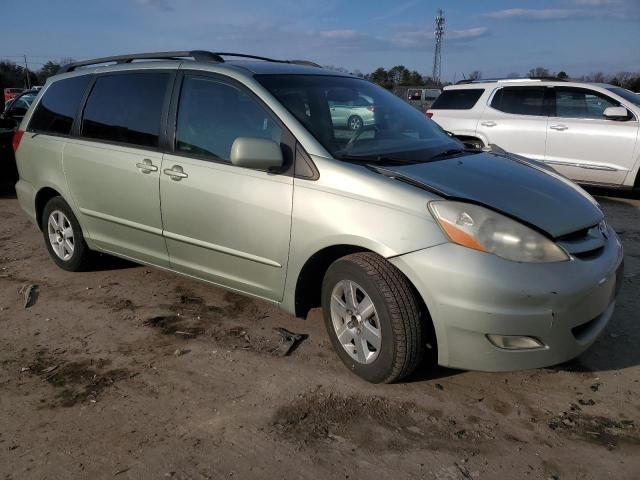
[134,0,173,11]
[483,0,639,21]
[483,9,577,20]
[320,30,359,40]
[392,26,489,47]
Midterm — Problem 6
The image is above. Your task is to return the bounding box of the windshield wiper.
[427,148,468,161]
[338,155,413,165]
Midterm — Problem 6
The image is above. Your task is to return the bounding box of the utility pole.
[23,54,31,89]
[432,9,445,85]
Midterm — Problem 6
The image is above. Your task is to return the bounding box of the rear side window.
[81,72,170,148]
[28,76,92,135]
[491,87,546,116]
[430,89,484,110]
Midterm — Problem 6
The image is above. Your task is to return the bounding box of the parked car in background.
[428,78,640,189]
[0,117,19,190]
[328,91,375,130]
[14,51,623,383]
[0,90,37,190]
[4,89,39,122]
[409,87,441,109]
[395,86,441,111]
[4,87,24,103]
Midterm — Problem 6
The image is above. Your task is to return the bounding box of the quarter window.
[175,76,282,162]
[81,72,170,148]
[554,87,619,119]
[28,75,92,135]
[491,87,547,116]
[430,89,484,110]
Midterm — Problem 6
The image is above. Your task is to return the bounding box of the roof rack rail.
[58,50,224,73]
[214,52,321,67]
[455,76,567,85]
[58,50,322,74]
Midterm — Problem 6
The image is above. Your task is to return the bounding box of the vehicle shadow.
[92,253,140,272]
[584,186,640,200]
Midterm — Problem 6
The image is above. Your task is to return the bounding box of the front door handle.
[163,165,188,181]
[550,124,568,131]
[480,121,496,127]
[136,159,158,174]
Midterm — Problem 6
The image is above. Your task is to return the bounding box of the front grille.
[556,223,607,259]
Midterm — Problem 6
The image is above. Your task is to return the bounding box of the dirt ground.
[0,189,639,480]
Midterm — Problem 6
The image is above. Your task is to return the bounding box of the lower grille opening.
[571,315,600,341]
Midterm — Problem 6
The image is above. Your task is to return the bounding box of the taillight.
[426,112,434,118]
[367,106,375,112]
[12,129,24,153]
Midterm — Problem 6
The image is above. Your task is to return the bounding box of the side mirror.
[603,106,629,120]
[230,137,284,170]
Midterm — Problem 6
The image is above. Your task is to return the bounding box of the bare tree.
[468,70,482,81]
[528,67,550,78]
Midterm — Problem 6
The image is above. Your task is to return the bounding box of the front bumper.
[390,227,624,371]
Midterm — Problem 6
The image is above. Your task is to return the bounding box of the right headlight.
[429,201,569,263]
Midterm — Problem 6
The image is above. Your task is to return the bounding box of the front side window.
[491,87,547,116]
[81,72,170,148]
[257,74,462,163]
[175,76,282,162]
[555,87,618,119]
[28,75,92,135]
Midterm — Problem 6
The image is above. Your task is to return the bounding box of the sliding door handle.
[136,159,158,173]
[550,124,568,131]
[163,165,189,180]
[480,121,496,127]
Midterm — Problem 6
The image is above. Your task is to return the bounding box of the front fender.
[280,166,448,314]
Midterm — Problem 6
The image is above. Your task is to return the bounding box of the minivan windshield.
[606,86,640,107]
[256,74,464,163]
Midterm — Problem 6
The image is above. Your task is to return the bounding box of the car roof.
[444,79,617,91]
[52,51,352,79]
[222,59,346,76]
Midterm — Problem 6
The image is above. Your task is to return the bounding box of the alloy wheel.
[330,279,381,364]
[47,210,74,261]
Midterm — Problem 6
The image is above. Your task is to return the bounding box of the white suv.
[428,79,640,189]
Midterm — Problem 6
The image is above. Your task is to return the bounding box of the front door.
[160,74,294,301]
[476,86,550,160]
[63,71,173,267]
[545,86,639,185]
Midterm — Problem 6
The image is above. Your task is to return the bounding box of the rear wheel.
[42,196,92,271]
[321,252,427,383]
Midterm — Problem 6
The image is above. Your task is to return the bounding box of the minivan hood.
[382,152,603,238]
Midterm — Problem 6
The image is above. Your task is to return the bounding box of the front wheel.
[321,252,428,383]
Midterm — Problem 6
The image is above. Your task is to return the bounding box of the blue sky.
[2,0,639,81]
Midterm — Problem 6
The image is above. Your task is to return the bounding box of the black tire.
[41,196,93,271]
[348,115,363,131]
[321,252,428,383]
